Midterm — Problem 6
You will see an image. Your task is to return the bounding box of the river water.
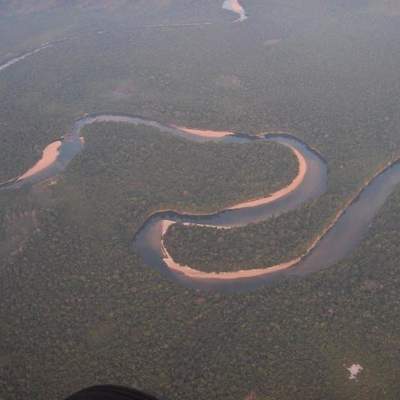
[2,40,400,292]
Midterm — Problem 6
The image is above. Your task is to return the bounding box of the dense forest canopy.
[1,1,400,399]
[0,0,136,16]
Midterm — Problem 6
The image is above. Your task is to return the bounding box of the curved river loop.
[2,4,400,292]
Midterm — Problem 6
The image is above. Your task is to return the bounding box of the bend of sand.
[161,220,299,280]
[222,0,248,22]
[173,125,235,138]
[229,147,307,210]
[157,138,309,280]
[18,141,62,181]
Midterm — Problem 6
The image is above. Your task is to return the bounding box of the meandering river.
[2,18,400,291]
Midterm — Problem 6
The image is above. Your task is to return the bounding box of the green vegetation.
[3,138,400,399]
[2,1,400,400]
[61,123,298,222]
[165,200,329,273]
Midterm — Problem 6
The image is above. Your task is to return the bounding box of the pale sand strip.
[135,131,303,223]
[159,154,398,281]
[173,125,235,138]
[222,0,248,22]
[161,220,300,280]
[18,141,62,181]
[157,135,310,280]
[229,147,307,210]
[175,126,307,212]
